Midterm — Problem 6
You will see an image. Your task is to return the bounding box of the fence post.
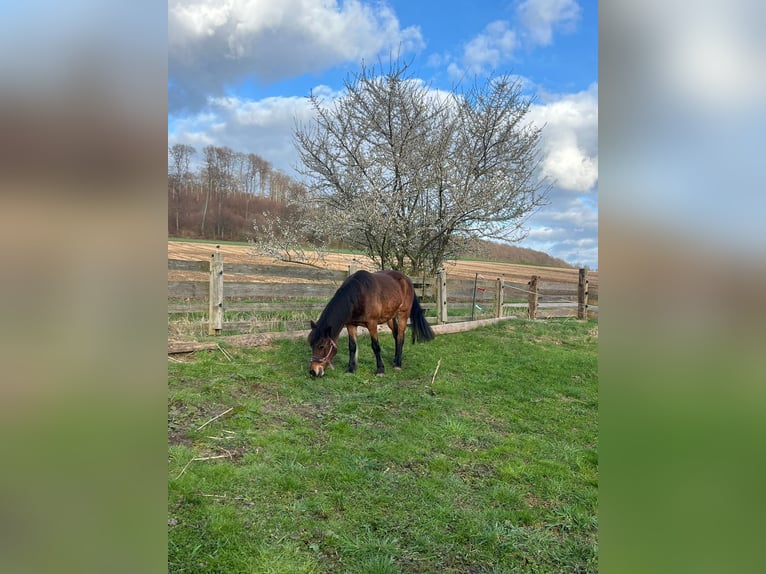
[577,268,589,320]
[209,248,224,335]
[348,263,357,277]
[436,268,448,324]
[495,277,504,318]
[528,275,539,320]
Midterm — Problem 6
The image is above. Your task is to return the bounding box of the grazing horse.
[308,270,435,377]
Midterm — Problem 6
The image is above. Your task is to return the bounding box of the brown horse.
[308,270,435,377]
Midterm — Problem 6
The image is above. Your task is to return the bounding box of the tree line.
[168,143,308,242]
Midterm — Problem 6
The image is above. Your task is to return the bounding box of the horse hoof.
[394,366,402,371]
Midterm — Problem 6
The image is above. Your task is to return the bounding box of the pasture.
[168,318,598,573]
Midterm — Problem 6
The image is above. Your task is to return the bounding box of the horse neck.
[318,290,354,339]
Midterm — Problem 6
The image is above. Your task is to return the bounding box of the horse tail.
[410,294,435,343]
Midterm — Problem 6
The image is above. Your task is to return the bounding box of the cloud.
[463,21,519,75]
[550,197,598,229]
[527,194,597,235]
[169,0,424,112]
[168,93,320,175]
[518,83,598,266]
[447,0,582,80]
[447,20,518,81]
[521,177,598,268]
[516,0,582,47]
[528,82,598,192]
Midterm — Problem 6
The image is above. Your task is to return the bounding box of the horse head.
[308,320,338,377]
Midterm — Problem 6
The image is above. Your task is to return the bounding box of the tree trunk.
[201,182,211,235]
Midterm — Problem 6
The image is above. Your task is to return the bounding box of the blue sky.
[169,0,598,269]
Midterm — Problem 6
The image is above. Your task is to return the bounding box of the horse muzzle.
[309,362,325,377]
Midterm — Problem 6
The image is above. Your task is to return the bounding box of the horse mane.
[309,271,373,343]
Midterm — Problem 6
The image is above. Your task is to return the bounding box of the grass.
[168,308,319,337]
[168,318,598,573]
[168,297,331,338]
[168,300,529,338]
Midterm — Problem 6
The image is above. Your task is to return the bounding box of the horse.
[308,270,435,377]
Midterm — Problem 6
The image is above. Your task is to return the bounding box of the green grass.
[168,304,530,338]
[168,319,598,573]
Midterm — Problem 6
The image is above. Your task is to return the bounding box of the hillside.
[467,239,574,269]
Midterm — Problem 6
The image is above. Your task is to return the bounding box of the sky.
[168,0,598,269]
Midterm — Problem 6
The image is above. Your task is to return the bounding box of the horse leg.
[346,325,358,374]
[390,316,404,369]
[368,322,385,375]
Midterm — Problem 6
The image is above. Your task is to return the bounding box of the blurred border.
[1,2,168,573]
[3,1,765,572]
[601,1,766,572]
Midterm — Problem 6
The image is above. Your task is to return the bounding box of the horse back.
[377,270,414,306]
[347,270,413,324]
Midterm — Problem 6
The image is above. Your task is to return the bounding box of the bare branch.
[293,58,548,275]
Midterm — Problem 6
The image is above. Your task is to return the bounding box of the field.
[168,319,598,573]
[167,239,599,288]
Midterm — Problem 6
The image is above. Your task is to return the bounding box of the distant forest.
[168,143,572,269]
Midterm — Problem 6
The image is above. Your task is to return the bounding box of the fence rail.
[168,251,597,337]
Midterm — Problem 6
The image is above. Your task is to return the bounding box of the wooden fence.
[168,252,597,337]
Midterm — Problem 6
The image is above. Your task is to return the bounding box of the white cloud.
[448,0,582,80]
[528,83,598,192]
[169,0,424,111]
[516,82,599,266]
[448,20,518,81]
[523,224,598,268]
[169,93,318,175]
[521,186,598,268]
[463,21,518,74]
[550,198,598,229]
[526,226,564,241]
[517,0,582,47]
[527,195,597,234]
[540,141,598,192]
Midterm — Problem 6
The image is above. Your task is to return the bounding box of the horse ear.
[310,320,317,329]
